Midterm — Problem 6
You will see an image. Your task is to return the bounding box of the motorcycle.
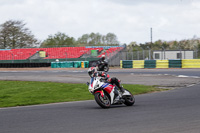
[87,77,135,108]
[97,60,109,72]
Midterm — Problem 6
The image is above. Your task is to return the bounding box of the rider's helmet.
[88,67,97,77]
[101,55,105,61]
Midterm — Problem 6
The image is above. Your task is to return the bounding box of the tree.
[88,32,103,45]
[88,32,96,45]
[105,33,119,45]
[77,34,89,45]
[0,20,39,49]
[128,41,138,52]
[40,32,76,47]
[77,32,119,46]
[77,32,103,46]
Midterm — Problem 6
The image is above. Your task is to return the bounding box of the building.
[153,50,194,60]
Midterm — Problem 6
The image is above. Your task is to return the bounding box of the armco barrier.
[133,60,144,68]
[156,60,169,68]
[182,59,200,68]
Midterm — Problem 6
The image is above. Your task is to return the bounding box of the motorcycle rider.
[88,67,125,93]
[99,55,106,62]
[97,55,106,69]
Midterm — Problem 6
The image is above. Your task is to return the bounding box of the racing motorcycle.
[87,77,135,108]
[97,60,109,72]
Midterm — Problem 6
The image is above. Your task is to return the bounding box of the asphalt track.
[1,68,200,133]
[1,68,200,87]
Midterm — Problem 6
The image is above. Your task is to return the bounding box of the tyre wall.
[121,59,200,68]
[182,59,200,68]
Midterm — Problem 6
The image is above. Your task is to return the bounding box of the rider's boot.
[119,86,125,94]
[114,79,125,94]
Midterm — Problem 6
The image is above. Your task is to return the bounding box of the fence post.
[143,50,145,60]
[147,46,151,60]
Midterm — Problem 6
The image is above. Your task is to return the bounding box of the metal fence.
[108,49,200,67]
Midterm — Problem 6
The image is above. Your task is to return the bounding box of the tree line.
[1,20,200,53]
[0,20,119,49]
[40,32,119,48]
[127,37,200,52]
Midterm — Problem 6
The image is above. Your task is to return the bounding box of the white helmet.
[88,67,97,77]
[101,55,105,60]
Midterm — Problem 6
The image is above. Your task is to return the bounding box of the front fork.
[94,90,104,98]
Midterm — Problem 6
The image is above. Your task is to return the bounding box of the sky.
[0,0,200,45]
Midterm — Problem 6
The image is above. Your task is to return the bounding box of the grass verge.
[0,80,169,108]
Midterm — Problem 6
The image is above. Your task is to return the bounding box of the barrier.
[144,60,156,68]
[81,61,89,68]
[0,63,50,68]
[51,61,89,68]
[182,59,200,68]
[51,62,57,68]
[121,59,200,69]
[133,60,144,68]
[0,57,99,64]
[122,60,133,68]
[74,61,81,68]
[120,60,122,68]
[169,60,182,68]
[51,61,73,68]
[156,60,169,68]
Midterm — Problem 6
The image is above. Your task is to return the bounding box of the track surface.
[1,68,200,133]
[1,68,200,87]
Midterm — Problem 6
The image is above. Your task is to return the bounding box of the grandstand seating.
[0,46,123,60]
[98,47,123,58]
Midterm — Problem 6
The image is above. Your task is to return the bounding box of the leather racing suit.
[91,71,125,93]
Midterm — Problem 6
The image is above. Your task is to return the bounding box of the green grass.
[0,80,168,108]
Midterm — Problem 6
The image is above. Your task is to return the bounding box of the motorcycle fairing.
[94,90,104,97]
[102,83,115,104]
[122,90,132,96]
[101,83,113,94]
[90,77,94,87]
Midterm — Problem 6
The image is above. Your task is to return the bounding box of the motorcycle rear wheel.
[94,92,111,108]
[104,66,109,72]
[123,90,135,106]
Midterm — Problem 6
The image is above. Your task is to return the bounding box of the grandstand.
[98,47,123,58]
[0,46,125,67]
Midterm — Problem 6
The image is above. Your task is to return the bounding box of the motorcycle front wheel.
[94,92,111,108]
